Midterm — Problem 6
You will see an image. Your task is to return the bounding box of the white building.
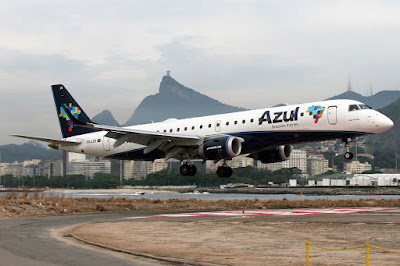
[308,155,329,176]
[152,159,168,173]
[344,161,372,174]
[230,156,254,168]
[257,149,307,173]
[123,160,154,180]
[69,159,111,178]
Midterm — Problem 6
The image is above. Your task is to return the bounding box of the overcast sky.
[1,0,400,145]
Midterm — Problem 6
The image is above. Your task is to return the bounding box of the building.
[123,160,154,180]
[38,160,63,177]
[230,156,254,168]
[344,161,372,174]
[308,155,329,176]
[153,159,168,173]
[69,159,111,178]
[257,149,307,173]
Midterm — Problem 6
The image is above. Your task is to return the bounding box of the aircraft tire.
[217,166,233,178]
[344,152,354,160]
[217,166,227,177]
[180,164,190,176]
[188,165,197,176]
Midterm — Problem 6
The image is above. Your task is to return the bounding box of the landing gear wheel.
[188,165,197,176]
[344,152,354,160]
[217,166,227,177]
[180,164,197,176]
[342,137,354,160]
[217,166,233,178]
[180,164,190,176]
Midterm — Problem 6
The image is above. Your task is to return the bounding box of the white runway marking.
[125,207,395,220]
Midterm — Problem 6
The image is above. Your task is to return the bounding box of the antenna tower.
[347,75,352,92]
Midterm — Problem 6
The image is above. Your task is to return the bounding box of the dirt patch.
[1,192,400,219]
[71,219,400,265]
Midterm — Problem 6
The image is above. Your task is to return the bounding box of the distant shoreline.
[1,186,400,195]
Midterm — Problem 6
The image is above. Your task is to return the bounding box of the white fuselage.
[59,99,393,160]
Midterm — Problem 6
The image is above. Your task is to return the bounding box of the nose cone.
[375,113,394,133]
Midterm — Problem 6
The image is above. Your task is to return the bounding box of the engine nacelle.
[198,136,242,160]
[251,145,292,164]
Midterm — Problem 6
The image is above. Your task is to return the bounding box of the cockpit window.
[349,104,372,111]
[349,104,360,111]
[359,104,372,109]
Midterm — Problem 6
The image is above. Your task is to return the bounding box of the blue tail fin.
[52,84,96,138]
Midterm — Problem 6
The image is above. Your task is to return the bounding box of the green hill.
[327,90,400,109]
[0,142,62,163]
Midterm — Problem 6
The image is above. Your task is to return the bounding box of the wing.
[61,105,202,158]
[11,135,81,146]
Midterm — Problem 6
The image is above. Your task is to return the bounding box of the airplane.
[13,84,394,177]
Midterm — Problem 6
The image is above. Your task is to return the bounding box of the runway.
[0,212,166,266]
[1,208,399,265]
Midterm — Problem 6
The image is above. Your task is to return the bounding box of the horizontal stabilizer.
[11,135,81,146]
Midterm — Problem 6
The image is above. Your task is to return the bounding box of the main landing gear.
[180,163,197,176]
[216,161,233,178]
[343,138,354,160]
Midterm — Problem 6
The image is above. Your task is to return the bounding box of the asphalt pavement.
[0,212,164,266]
[1,208,400,266]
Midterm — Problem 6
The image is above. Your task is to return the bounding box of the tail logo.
[59,103,82,131]
[306,105,325,124]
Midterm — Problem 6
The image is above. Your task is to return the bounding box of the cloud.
[1,1,400,145]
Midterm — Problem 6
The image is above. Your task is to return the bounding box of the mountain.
[327,90,400,109]
[0,142,62,163]
[366,97,400,151]
[92,110,120,126]
[124,75,245,125]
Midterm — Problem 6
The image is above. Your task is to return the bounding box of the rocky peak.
[159,75,198,100]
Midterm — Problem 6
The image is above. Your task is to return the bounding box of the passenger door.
[327,106,337,125]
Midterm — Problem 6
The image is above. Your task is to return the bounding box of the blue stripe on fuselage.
[105,130,369,161]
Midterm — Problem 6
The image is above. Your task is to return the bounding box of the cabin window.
[216,122,220,127]
[192,126,195,130]
[250,119,254,123]
[226,122,229,126]
[242,119,245,124]
[184,127,188,131]
[208,124,212,128]
[177,128,180,132]
[170,129,173,132]
[200,125,203,129]
[163,130,166,132]
[234,121,238,125]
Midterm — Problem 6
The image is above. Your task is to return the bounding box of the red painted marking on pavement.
[125,207,396,220]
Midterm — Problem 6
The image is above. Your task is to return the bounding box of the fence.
[306,241,400,266]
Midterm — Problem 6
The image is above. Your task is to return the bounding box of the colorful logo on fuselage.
[59,103,81,131]
[306,105,325,123]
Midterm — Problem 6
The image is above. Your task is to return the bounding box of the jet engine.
[198,136,242,160]
[250,145,292,163]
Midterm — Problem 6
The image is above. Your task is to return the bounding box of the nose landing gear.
[343,138,354,160]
